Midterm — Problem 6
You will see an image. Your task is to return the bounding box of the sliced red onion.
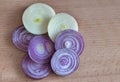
[28,35,54,63]
[22,55,51,79]
[55,29,84,56]
[51,48,79,76]
[12,25,34,52]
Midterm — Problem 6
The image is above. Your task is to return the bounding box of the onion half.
[55,29,84,56]
[51,48,79,76]
[28,35,54,63]
[22,55,51,79]
[12,25,34,52]
[48,13,78,42]
[22,3,55,34]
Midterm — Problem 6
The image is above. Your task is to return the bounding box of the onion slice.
[22,55,51,79]
[12,25,34,52]
[55,29,84,56]
[22,3,55,34]
[28,35,54,63]
[48,13,78,42]
[51,48,79,76]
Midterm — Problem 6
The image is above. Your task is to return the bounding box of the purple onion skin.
[12,25,34,52]
[55,29,84,56]
[28,35,55,64]
[22,55,51,79]
[51,48,79,76]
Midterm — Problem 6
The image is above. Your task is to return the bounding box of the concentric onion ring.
[55,29,84,56]
[22,55,51,79]
[51,48,79,76]
[12,25,34,52]
[28,35,54,63]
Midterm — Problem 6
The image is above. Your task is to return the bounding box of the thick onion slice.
[51,48,79,76]
[48,13,78,42]
[28,35,54,63]
[12,25,34,52]
[22,55,51,79]
[55,29,84,56]
[22,3,55,34]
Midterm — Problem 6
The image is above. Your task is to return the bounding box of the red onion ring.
[55,29,84,56]
[51,48,79,76]
[22,55,51,79]
[12,25,34,52]
[28,35,55,63]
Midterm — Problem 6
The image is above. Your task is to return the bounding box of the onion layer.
[22,55,51,79]
[28,35,54,63]
[51,48,79,76]
[55,29,84,56]
[12,25,34,52]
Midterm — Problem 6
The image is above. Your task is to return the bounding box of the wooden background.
[0,0,120,82]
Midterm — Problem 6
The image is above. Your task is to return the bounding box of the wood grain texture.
[0,0,120,82]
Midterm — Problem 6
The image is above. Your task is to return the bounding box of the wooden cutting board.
[0,0,120,82]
